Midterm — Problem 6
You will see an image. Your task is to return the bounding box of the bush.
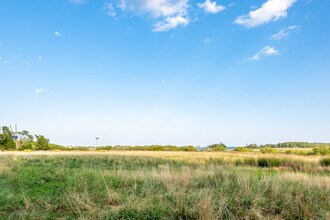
[233,147,253,152]
[19,142,34,151]
[260,148,278,154]
[35,135,50,150]
[257,158,284,167]
[311,146,330,155]
[320,158,330,167]
[204,142,227,152]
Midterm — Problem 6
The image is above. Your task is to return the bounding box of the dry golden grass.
[0,150,322,163]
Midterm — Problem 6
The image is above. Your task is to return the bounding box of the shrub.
[204,142,227,152]
[233,147,253,152]
[19,142,34,151]
[320,158,330,167]
[257,158,284,167]
[97,146,113,151]
[35,135,50,150]
[180,146,197,152]
[260,148,278,154]
[311,146,330,155]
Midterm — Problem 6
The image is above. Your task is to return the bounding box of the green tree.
[0,126,16,150]
[204,142,227,152]
[35,135,50,150]
[19,130,34,141]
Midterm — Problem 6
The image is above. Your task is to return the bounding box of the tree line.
[245,142,330,149]
[0,125,230,152]
[0,126,50,151]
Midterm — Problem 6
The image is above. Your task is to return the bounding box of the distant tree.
[205,142,227,152]
[234,147,253,152]
[19,130,34,141]
[245,144,259,148]
[15,130,34,149]
[311,145,330,155]
[35,135,50,150]
[0,126,16,150]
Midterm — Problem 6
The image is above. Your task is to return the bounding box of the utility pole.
[96,137,99,148]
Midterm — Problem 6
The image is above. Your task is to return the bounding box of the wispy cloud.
[203,38,215,44]
[35,88,46,94]
[69,0,85,5]
[288,25,300,30]
[54,31,62,37]
[271,25,300,40]
[1,57,8,64]
[271,29,288,40]
[37,56,43,61]
[197,0,225,14]
[104,2,116,17]
[235,0,296,28]
[111,0,190,32]
[247,46,280,61]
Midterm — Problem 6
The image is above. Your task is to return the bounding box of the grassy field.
[0,151,329,219]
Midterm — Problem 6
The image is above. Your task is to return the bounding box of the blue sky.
[1,0,329,146]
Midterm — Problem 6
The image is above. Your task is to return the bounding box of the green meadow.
[0,151,329,219]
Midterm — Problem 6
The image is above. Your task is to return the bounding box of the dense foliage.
[0,126,16,150]
[233,147,253,152]
[246,142,330,149]
[203,142,227,151]
[98,145,197,152]
[0,125,50,151]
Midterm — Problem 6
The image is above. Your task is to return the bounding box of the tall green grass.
[0,155,329,219]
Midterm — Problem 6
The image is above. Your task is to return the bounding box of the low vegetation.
[246,142,330,149]
[233,147,253,152]
[203,142,227,152]
[97,145,197,152]
[0,152,329,219]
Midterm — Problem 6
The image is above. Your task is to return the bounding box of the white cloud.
[0,57,2,60]
[38,56,43,61]
[69,0,85,5]
[124,0,188,17]
[2,60,7,64]
[271,28,288,40]
[235,0,296,28]
[248,46,280,61]
[54,31,62,37]
[35,88,46,94]
[153,15,189,32]
[197,0,225,14]
[115,0,189,31]
[104,2,116,17]
[203,38,211,44]
[271,25,300,40]
[203,38,215,44]
[288,25,300,30]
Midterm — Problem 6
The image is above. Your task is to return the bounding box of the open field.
[0,151,329,219]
